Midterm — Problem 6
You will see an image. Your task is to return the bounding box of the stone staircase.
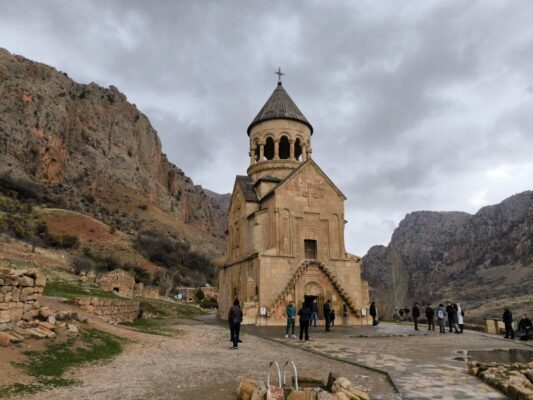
[269,260,359,315]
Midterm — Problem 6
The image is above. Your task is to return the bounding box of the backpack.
[438,309,444,319]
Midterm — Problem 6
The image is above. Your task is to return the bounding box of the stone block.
[34,274,46,287]
[22,310,39,321]
[0,278,4,285]
[237,377,256,400]
[0,310,11,323]
[0,303,9,310]
[0,332,10,347]
[39,307,51,320]
[3,291,12,302]
[1,286,11,293]
[12,287,20,302]
[19,276,34,287]
[10,308,23,322]
[48,315,56,325]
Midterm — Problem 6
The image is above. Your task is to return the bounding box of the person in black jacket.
[503,307,515,339]
[323,300,332,332]
[412,303,421,330]
[369,301,378,326]
[298,301,311,341]
[446,303,453,332]
[228,299,243,349]
[425,304,435,331]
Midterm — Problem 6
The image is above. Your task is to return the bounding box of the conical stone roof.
[247,82,313,135]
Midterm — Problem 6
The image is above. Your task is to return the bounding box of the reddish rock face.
[0,48,229,238]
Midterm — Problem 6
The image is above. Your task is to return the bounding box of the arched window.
[295,138,303,161]
[279,136,290,159]
[264,137,274,160]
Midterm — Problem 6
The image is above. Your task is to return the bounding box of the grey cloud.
[1,0,532,254]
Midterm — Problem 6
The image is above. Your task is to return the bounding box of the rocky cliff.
[362,191,533,320]
[0,48,229,241]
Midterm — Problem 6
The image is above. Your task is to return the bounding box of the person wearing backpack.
[298,301,311,341]
[228,299,243,349]
[437,304,447,333]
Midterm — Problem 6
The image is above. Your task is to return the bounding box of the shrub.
[195,288,205,302]
[200,297,218,309]
[48,233,79,249]
[72,256,94,275]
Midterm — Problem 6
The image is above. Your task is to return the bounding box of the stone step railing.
[268,260,358,315]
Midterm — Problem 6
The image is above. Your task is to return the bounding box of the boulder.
[67,323,79,334]
[19,276,34,287]
[237,377,257,400]
[39,307,52,320]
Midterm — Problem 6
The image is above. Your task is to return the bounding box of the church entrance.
[303,281,324,319]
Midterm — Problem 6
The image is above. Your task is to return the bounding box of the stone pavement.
[201,316,532,399]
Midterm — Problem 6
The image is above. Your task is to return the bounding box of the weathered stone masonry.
[74,297,139,323]
[0,268,46,331]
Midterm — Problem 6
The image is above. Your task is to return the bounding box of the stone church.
[218,79,369,325]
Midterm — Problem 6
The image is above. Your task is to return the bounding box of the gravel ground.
[16,320,395,400]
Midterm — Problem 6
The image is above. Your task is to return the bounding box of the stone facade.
[176,286,219,301]
[98,269,135,297]
[219,82,369,325]
[133,282,160,299]
[0,268,46,331]
[74,297,139,323]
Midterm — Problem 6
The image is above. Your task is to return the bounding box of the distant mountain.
[362,191,533,321]
[0,48,228,244]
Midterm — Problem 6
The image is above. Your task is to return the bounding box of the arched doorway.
[303,281,325,319]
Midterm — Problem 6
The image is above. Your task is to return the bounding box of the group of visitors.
[285,299,342,341]
[503,307,532,341]
[227,298,532,350]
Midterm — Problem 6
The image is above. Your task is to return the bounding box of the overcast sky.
[1,1,532,255]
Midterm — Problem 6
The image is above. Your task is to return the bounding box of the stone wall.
[74,297,139,323]
[0,268,46,331]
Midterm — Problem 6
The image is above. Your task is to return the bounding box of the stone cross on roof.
[274,67,284,83]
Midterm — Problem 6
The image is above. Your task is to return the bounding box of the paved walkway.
[202,316,532,399]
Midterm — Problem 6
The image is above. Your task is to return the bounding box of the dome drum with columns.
[219,76,369,326]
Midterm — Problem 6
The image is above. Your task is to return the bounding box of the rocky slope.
[362,191,533,320]
[0,48,229,244]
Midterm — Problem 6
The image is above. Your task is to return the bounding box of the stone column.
[289,139,295,160]
[259,143,264,161]
[249,148,256,165]
[274,139,280,160]
[302,144,307,161]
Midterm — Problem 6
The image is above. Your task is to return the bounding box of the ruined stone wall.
[0,268,46,331]
[74,297,139,323]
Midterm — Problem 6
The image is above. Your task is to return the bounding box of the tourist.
[457,303,464,333]
[370,301,378,326]
[412,303,420,330]
[285,301,296,338]
[517,314,532,341]
[311,299,318,327]
[324,300,332,332]
[425,303,435,331]
[298,301,311,341]
[446,303,453,332]
[450,304,460,333]
[228,299,243,350]
[437,304,447,333]
[330,309,336,327]
[503,307,515,339]
[342,303,349,326]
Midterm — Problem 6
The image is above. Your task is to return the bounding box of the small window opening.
[279,136,290,159]
[264,137,274,160]
[295,138,303,161]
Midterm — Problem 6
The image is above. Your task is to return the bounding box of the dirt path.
[15,320,395,400]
